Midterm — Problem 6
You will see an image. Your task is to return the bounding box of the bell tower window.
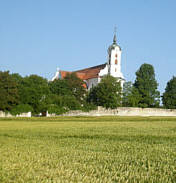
[115,59,118,65]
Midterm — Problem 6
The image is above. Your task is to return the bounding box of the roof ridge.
[74,63,106,73]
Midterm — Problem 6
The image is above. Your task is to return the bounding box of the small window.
[115,54,118,58]
[115,59,118,64]
[115,68,117,72]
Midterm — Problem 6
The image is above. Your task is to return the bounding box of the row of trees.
[122,64,160,108]
[0,63,176,115]
[122,64,176,109]
[0,71,92,115]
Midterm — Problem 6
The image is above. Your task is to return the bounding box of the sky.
[0,0,176,94]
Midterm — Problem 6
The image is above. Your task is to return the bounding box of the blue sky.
[0,0,176,94]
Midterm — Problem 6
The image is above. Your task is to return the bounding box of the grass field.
[0,116,176,183]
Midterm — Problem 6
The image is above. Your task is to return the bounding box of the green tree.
[49,73,85,111]
[46,94,81,111]
[49,79,72,96]
[62,95,81,110]
[0,71,19,111]
[162,76,176,109]
[122,81,141,107]
[64,73,87,103]
[122,81,133,107]
[11,104,33,115]
[11,73,23,82]
[134,63,160,107]
[19,75,50,114]
[88,75,122,109]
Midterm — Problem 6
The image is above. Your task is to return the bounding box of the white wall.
[87,78,99,90]
[62,107,176,117]
[0,111,31,117]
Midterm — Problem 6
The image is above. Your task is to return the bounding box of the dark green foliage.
[48,79,72,96]
[122,81,141,107]
[0,70,88,115]
[46,94,81,114]
[45,94,63,106]
[134,63,160,108]
[10,104,33,115]
[88,75,122,109]
[62,95,81,110]
[0,71,19,111]
[87,86,98,105]
[49,73,87,111]
[18,75,50,114]
[64,73,87,103]
[162,76,176,109]
[47,104,68,115]
[81,102,97,112]
[11,73,23,85]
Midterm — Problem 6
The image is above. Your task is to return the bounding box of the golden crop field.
[0,116,176,183]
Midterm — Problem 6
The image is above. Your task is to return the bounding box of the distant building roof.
[60,63,106,80]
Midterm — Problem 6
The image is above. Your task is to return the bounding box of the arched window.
[115,59,118,64]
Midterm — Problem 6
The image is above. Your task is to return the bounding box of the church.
[52,31,125,89]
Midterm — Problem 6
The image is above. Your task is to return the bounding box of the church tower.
[107,29,125,87]
[51,29,125,90]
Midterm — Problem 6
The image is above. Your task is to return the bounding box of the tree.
[11,73,23,85]
[46,94,81,111]
[88,75,122,109]
[122,81,133,107]
[0,71,19,111]
[48,79,72,96]
[19,75,50,114]
[11,104,33,115]
[133,63,160,107]
[162,76,176,109]
[122,81,141,107]
[49,73,85,111]
[64,73,87,103]
[62,95,81,110]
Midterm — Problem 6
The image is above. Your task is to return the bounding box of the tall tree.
[0,71,19,111]
[48,79,72,96]
[64,73,87,103]
[133,63,160,107]
[88,75,122,109]
[48,73,86,111]
[162,76,176,109]
[19,75,50,114]
[122,81,141,107]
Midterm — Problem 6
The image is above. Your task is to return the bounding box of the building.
[52,32,125,89]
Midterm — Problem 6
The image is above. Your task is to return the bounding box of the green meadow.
[0,116,176,183]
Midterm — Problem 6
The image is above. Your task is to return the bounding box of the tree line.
[0,63,176,115]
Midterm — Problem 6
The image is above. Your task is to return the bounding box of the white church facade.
[52,32,125,89]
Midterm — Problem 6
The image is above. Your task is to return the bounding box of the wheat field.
[0,116,176,183]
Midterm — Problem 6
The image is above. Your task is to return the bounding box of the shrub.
[62,95,81,110]
[81,102,97,112]
[47,104,68,115]
[10,104,33,115]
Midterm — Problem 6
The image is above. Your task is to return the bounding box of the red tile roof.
[59,64,106,89]
[60,71,72,78]
[60,64,106,80]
